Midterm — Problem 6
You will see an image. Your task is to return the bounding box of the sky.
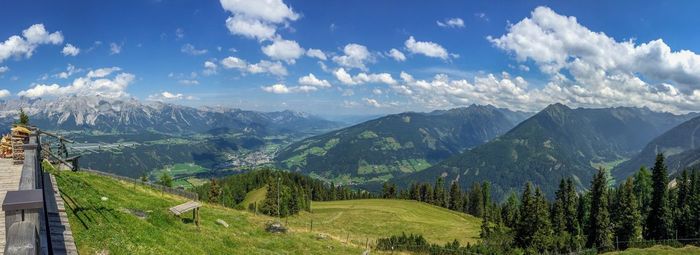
[2,1,700,115]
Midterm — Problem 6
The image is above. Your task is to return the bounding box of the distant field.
[606,245,700,254]
[286,199,481,246]
[55,171,363,254]
[239,185,268,207]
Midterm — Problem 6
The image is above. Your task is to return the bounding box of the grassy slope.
[286,199,481,246]
[239,185,268,207]
[55,171,363,254]
[605,245,700,254]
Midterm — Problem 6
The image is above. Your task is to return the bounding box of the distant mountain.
[401,104,697,199]
[0,95,341,136]
[274,105,532,184]
[614,115,700,180]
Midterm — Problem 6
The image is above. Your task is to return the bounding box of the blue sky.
[2,1,700,115]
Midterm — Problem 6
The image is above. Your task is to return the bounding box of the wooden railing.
[3,134,46,254]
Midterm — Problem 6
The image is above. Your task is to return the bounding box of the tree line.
[382,153,700,253]
[194,168,373,217]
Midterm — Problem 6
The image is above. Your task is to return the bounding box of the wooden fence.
[82,169,199,201]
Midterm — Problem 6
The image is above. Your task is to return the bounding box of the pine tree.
[633,166,653,234]
[208,178,221,204]
[468,182,484,217]
[646,153,673,240]
[515,182,535,248]
[448,181,462,211]
[675,170,693,238]
[158,171,173,187]
[260,178,280,217]
[564,179,580,236]
[17,108,29,126]
[501,191,519,228]
[690,170,700,238]
[614,177,642,248]
[434,177,446,207]
[482,181,492,212]
[552,180,568,235]
[531,187,553,252]
[587,167,613,248]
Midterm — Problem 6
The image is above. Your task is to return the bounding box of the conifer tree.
[564,179,580,236]
[448,181,462,211]
[633,166,653,233]
[690,170,700,238]
[675,170,694,238]
[468,182,484,217]
[646,153,673,240]
[531,187,553,252]
[482,181,492,212]
[587,167,613,248]
[434,177,446,207]
[515,182,535,248]
[552,180,568,235]
[614,177,642,247]
[208,178,221,204]
[501,191,519,228]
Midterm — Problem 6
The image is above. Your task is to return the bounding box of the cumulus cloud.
[362,98,382,107]
[18,67,134,98]
[148,91,195,101]
[0,89,10,98]
[332,43,373,70]
[0,66,8,73]
[220,0,299,41]
[306,48,327,60]
[203,61,218,75]
[0,24,63,63]
[404,36,450,60]
[333,68,396,86]
[436,18,464,28]
[298,73,331,87]
[220,56,288,76]
[61,43,80,56]
[261,39,304,63]
[109,42,122,55]
[482,6,700,113]
[179,79,199,85]
[261,83,317,94]
[388,48,406,62]
[181,43,208,55]
[54,64,82,79]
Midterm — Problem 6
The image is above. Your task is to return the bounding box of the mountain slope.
[614,115,700,179]
[0,95,341,135]
[275,105,531,184]
[402,104,696,199]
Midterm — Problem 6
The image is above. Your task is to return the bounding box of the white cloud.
[261,83,317,94]
[179,79,199,85]
[148,91,195,101]
[0,66,8,73]
[363,98,382,107]
[388,48,406,62]
[0,24,63,63]
[332,43,373,70]
[405,36,450,60]
[220,0,299,41]
[474,12,489,21]
[262,39,304,63]
[0,89,10,98]
[61,43,80,56]
[333,68,396,86]
[109,42,122,55]
[437,18,465,28]
[306,48,327,61]
[220,56,288,76]
[372,88,383,95]
[483,6,700,113]
[181,43,208,55]
[203,61,218,75]
[54,64,82,79]
[175,28,185,39]
[18,67,134,98]
[298,73,331,87]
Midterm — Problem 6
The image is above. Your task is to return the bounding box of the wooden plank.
[169,201,201,216]
[0,158,25,255]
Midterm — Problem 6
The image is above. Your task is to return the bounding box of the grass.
[239,185,268,207]
[286,199,481,247]
[605,245,700,254]
[55,171,364,254]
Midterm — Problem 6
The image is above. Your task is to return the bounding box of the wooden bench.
[169,201,201,227]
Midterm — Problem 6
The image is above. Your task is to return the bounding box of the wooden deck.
[0,159,23,254]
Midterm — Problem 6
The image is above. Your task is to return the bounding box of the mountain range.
[0,95,342,136]
[275,105,531,184]
[614,115,700,180]
[399,104,698,199]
